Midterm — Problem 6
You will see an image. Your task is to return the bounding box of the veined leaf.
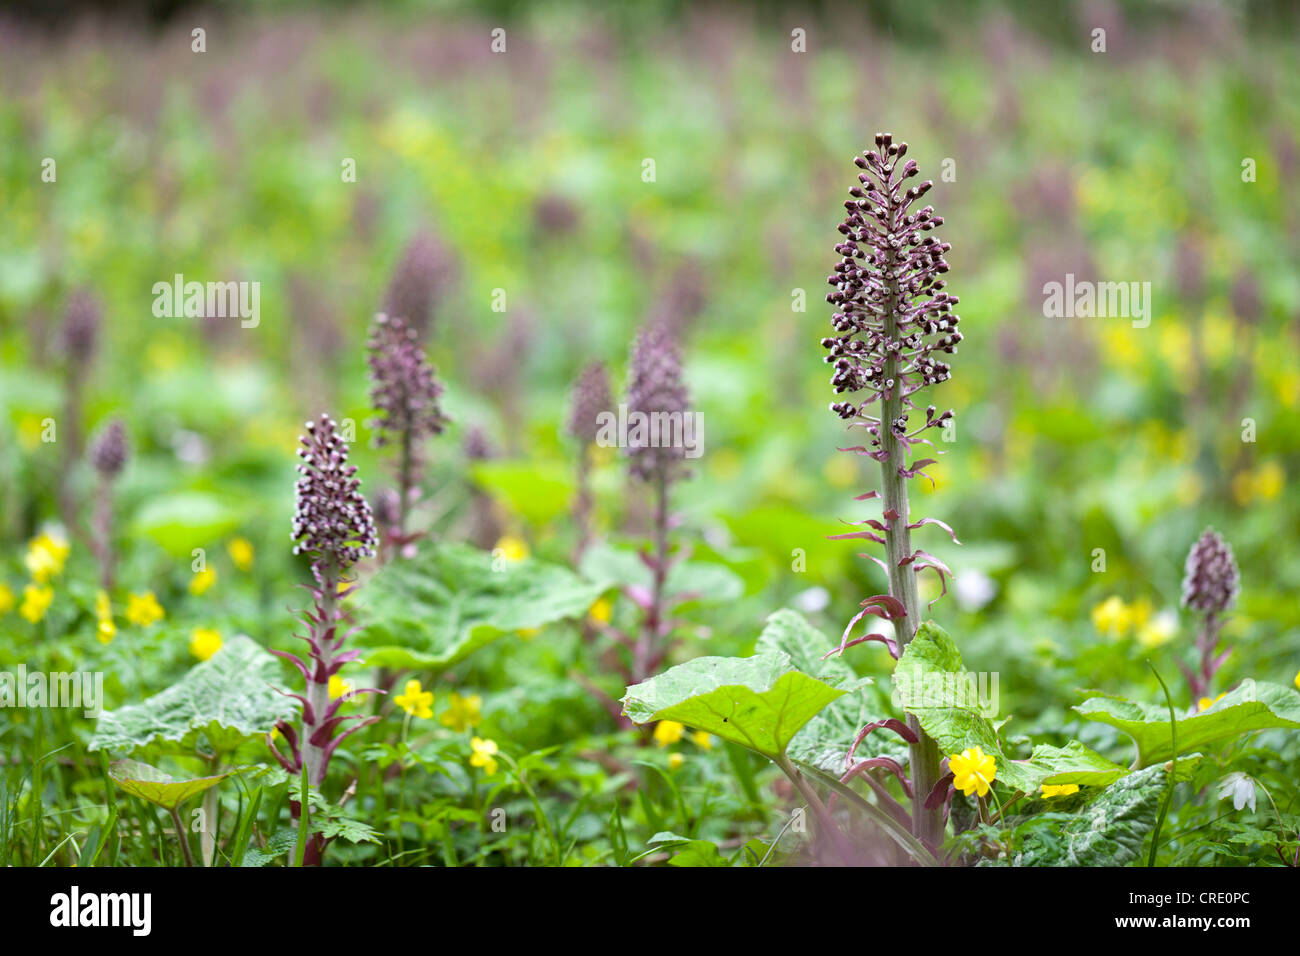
[622,645,864,762]
[1074,680,1300,768]
[1015,764,1168,866]
[90,636,296,755]
[356,542,605,671]
[894,623,1128,792]
[108,759,229,811]
[753,609,892,772]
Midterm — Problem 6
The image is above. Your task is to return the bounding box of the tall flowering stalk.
[268,414,381,865]
[367,313,449,555]
[88,418,128,590]
[823,133,962,848]
[567,360,612,563]
[1179,528,1240,703]
[58,290,101,525]
[625,322,691,684]
[382,231,456,341]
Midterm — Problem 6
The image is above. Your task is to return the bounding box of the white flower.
[792,586,830,614]
[954,569,997,612]
[1216,772,1257,813]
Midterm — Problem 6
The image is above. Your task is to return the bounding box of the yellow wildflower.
[516,627,540,640]
[329,675,356,700]
[668,753,685,771]
[653,720,685,747]
[125,591,165,627]
[20,584,54,624]
[1197,692,1227,712]
[25,532,70,583]
[0,583,14,615]
[189,567,217,596]
[494,535,529,563]
[1294,667,1299,692]
[1041,784,1080,798]
[469,737,499,775]
[949,746,997,798]
[692,731,713,750]
[394,679,433,719]
[227,538,255,571]
[94,590,116,644]
[190,628,222,661]
[588,597,613,624]
[1091,596,1130,638]
[1136,611,1177,648]
[441,692,482,732]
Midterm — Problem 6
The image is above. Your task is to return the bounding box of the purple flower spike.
[567,361,612,444]
[382,231,457,340]
[89,418,128,479]
[1181,528,1240,615]
[292,414,378,581]
[626,322,690,484]
[62,289,101,366]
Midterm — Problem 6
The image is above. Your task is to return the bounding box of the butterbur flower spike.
[1179,527,1240,701]
[626,322,690,485]
[274,414,382,865]
[88,418,128,590]
[824,134,961,848]
[366,312,449,547]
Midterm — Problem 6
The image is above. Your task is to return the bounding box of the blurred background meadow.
[1,0,1298,865]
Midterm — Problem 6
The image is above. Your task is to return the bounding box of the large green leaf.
[579,543,744,604]
[1074,680,1300,768]
[355,542,605,671]
[108,759,229,811]
[469,460,573,525]
[1015,765,1168,866]
[90,636,295,755]
[894,623,1128,792]
[621,647,863,762]
[753,609,893,772]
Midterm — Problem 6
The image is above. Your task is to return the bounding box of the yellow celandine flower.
[1294,668,1300,692]
[494,535,529,563]
[653,720,685,747]
[1136,611,1177,649]
[394,679,433,719]
[1041,784,1080,798]
[1091,596,1130,638]
[441,692,482,732]
[692,731,713,750]
[1232,461,1284,506]
[94,590,116,644]
[949,746,997,798]
[227,538,255,572]
[469,737,499,775]
[18,413,46,451]
[189,567,217,596]
[125,591,165,627]
[25,532,70,583]
[0,583,14,615]
[329,675,355,700]
[1197,692,1227,712]
[588,597,613,624]
[668,753,685,771]
[20,584,54,624]
[190,628,223,661]
[516,627,540,640]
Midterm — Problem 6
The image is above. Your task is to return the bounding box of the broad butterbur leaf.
[90,635,296,755]
[621,624,867,762]
[1015,765,1168,866]
[108,759,229,811]
[1074,680,1300,767]
[356,542,605,671]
